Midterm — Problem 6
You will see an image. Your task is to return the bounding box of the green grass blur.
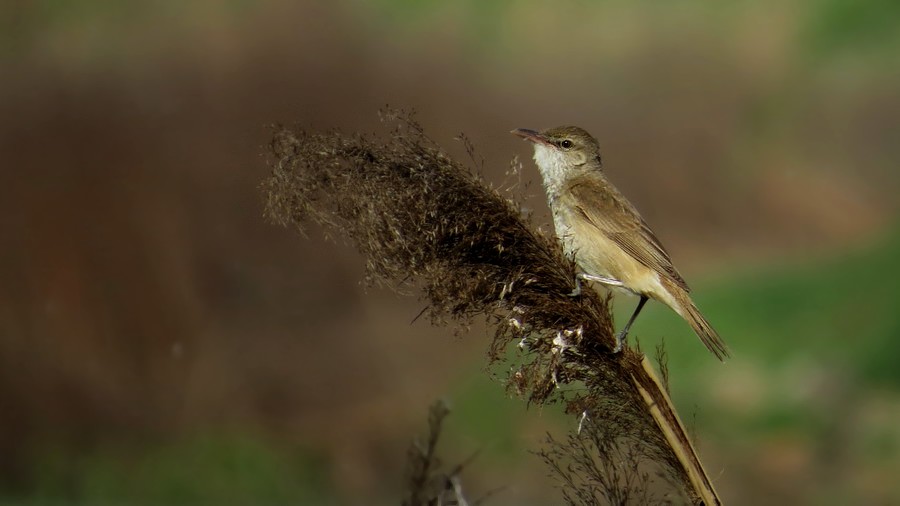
[13,435,332,506]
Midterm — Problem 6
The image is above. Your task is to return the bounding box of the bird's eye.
[560,139,573,149]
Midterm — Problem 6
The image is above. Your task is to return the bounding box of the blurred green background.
[1,1,899,504]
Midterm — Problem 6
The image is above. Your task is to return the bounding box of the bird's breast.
[551,204,659,298]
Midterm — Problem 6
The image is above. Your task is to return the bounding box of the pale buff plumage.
[513,126,729,361]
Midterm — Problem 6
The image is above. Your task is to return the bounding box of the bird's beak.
[511,128,550,145]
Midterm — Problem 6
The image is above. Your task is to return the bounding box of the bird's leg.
[614,295,648,353]
[569,273,625,297]
[580,273,625,287]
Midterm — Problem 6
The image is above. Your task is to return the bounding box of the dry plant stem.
[631,355,720,505]
[403,401,473,506]
[262,111,721,505]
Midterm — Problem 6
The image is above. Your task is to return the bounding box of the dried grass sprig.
[262,110,720,505]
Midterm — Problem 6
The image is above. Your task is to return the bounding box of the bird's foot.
[612,329,628,354]
[568,276,582,297]
[568,288,581,297]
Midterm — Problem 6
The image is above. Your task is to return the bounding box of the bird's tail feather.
[662,279,730,361]
[682,300,729,361]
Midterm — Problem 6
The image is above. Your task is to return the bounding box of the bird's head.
[512,126,602,187]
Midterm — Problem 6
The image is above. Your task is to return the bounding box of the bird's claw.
[613,330,627,354]
[568,276,582,297]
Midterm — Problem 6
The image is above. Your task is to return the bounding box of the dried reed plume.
[262,110,721,505]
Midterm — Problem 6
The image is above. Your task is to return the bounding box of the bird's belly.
[555,214,660,298]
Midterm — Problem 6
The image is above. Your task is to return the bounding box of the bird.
[512,126,729,361]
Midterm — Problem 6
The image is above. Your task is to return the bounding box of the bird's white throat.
[531,143,577,258]
[532,143,570,198]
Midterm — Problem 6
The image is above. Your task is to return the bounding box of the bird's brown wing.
[567,176,690,292]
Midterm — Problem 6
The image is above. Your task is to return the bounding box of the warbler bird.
[513,126,729,361]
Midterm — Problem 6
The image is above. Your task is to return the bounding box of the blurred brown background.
[1,1,899,504]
